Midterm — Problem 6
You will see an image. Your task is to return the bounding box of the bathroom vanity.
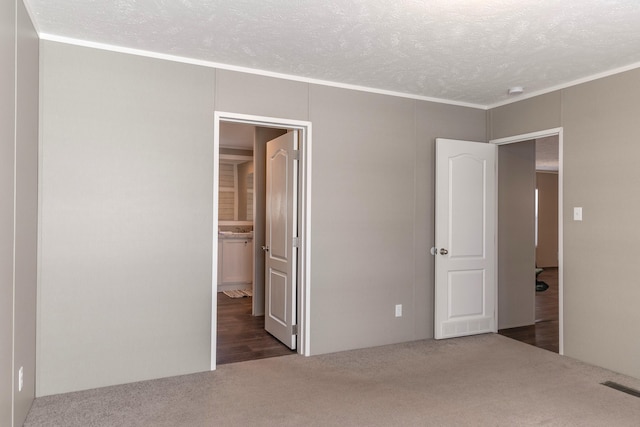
[217,232,253,291]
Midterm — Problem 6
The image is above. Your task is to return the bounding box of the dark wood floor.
[218,269,559,364]
[498,267,559,353]
[217,292,295,365]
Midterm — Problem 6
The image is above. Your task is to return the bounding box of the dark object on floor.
[536,280,549,292]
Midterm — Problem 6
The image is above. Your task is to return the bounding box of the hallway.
[499,267,559,353]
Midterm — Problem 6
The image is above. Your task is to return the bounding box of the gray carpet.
[25,334,640,426]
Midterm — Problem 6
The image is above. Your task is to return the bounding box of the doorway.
[491,128,564,355]
[533,136,560,352]
[211,112,312,370]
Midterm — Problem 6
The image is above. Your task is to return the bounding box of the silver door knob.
[439,248,448,255]
[261,246,269,252]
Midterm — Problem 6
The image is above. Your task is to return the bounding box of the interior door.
[434,138,497,339]
[264,131,298,349]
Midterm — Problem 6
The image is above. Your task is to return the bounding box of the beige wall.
[498,141,536,329]
[489,91,562,140]
[536,172,558,267]
[561,69,640,378]
[490,67,640,379]
[38,40,487,395]
[0,1,39,425]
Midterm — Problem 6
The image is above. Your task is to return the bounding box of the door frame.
[211,111,313,369]
[490,127,564,355]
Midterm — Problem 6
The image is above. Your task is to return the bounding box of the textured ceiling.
[24,0,640,107]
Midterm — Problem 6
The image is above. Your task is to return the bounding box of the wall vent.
[601,381,640,398]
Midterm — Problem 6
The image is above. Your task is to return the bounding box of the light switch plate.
[395,304,402,317]
[574,207,583,221]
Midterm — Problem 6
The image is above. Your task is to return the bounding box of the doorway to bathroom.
[211,112,312,370]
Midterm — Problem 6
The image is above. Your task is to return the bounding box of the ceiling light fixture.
[508,86,524,95]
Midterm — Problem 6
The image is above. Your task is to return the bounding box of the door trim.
[211,111,312,370]
[490,127,564,355]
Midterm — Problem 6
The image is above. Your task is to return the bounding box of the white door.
[434,138,497,339]
[264,131,298,349]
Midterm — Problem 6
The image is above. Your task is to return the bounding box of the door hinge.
[292,150,300,160]
[293,237,300,248]
[292,324,298,335]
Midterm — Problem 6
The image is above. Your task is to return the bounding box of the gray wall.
[498,141,535,329]
[308,86,416,352]
[489,68,640,379]
[0,1,39,425]
[0,0,16,422]
[38,42,216,396]
[38,40,486,395]
[413,102,488,339]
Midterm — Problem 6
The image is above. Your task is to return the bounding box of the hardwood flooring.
[217,292,295,365]
[218,268,559,364]
[498,267,559,353]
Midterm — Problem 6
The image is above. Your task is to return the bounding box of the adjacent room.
[216,121,295,364]
[498,136,560,353]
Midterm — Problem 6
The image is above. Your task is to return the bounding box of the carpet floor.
[25,334,640,426]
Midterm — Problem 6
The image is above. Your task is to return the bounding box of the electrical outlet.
[18,367,23,392]
[395,304,402,317]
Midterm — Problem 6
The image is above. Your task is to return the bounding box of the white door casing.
[434,138,497,339]
[490,127,563,354]
[212,111,312,370]
[265,131,298,349]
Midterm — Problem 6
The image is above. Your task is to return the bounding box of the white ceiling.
[24,0,640,107]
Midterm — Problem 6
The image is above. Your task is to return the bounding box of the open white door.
[434,138,497,339]
[264,131,298,349]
